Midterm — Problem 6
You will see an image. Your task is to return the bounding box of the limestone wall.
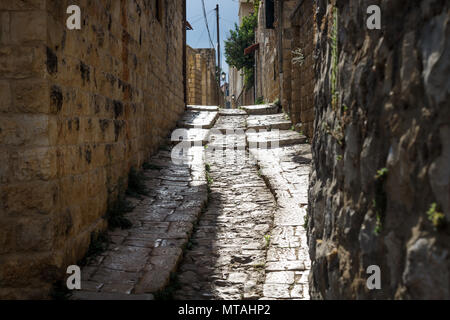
[186,46,219,106]
[0,0,185,299]
[308,0,450,299]
[255,0,279,104]
[253,0,315,138]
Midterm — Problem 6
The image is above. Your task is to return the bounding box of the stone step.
[177,111,219,129]
[247,130,307,148]
[219,108,247,116]
[214,116,247,133]
[241,104,280,115]
[170,128,210,146]
[186,105,219,112]
[247,114,292,131]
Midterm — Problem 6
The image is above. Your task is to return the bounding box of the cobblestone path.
[175,105,312,300]
[174,117,276,299]
[73,104,311,300]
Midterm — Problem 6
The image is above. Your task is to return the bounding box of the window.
[265,0,275,29]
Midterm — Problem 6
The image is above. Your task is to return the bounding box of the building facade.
[229,0,315,138]
[186,46,220,106]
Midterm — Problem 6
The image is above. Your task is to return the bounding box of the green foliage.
[206,166,213,194]
[427,203,446,229]
[303,214,309,230]
[375,168,389,180]
[224,5,258,89]
[264,234,271,248]
[373,168,388,235]
[255,96,265,105]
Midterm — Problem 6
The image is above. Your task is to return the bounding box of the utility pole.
[215,4,221,105]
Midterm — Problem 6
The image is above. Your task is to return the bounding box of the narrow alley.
[1,0,449,303]
[71,104,311,300]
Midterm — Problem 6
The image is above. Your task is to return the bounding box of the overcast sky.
[186,0,240,78]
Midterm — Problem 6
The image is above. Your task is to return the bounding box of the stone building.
[0,0,186,299]
[186,46,220,106]
[233,0,316,138]
[307,0,450,299]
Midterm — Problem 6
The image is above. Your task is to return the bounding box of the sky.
[186,0,240,80]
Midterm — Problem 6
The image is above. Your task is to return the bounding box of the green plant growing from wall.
[264,234,271,248]
[373,168,388,235]
[330,7,339,109]
[303,214,309,230]
[427,203,446,229]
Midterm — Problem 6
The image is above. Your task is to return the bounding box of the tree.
[224,4,259,89]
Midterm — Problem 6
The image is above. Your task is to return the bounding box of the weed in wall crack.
[373,167,388,235]
[427,202,446,230]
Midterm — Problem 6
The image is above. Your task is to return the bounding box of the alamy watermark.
[366,265,381,290]
[64,5,381,31]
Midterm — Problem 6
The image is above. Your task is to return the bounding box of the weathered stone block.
[10,11,46,44]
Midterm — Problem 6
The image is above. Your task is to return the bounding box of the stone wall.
[0,0,185,299]
[290,0,315,138]
[186,46,219,106]
[253,0,315,138]
[255,0,279,104]
[308,0,450,299]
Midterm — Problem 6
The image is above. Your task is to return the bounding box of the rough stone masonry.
[307,0,450,299]
[0,0,185,299]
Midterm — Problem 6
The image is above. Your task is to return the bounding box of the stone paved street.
[175,105,312,300]
[73,104,311,300]
[174,116,277,300]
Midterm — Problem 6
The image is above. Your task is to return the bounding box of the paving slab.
[177,110,219,129]
[74,107,312,301]
[246,114,292,131]
[214,115,247,133]
[170,128,210,146]
[247,130,307,148]
[187,105,219,112]
[173,115,277,300]
[241,104,279,115]
[249,139,312,301]
[73,110,209,300]
[219,108,247,116]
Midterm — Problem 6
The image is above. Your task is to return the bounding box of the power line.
[201,0,215,49]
